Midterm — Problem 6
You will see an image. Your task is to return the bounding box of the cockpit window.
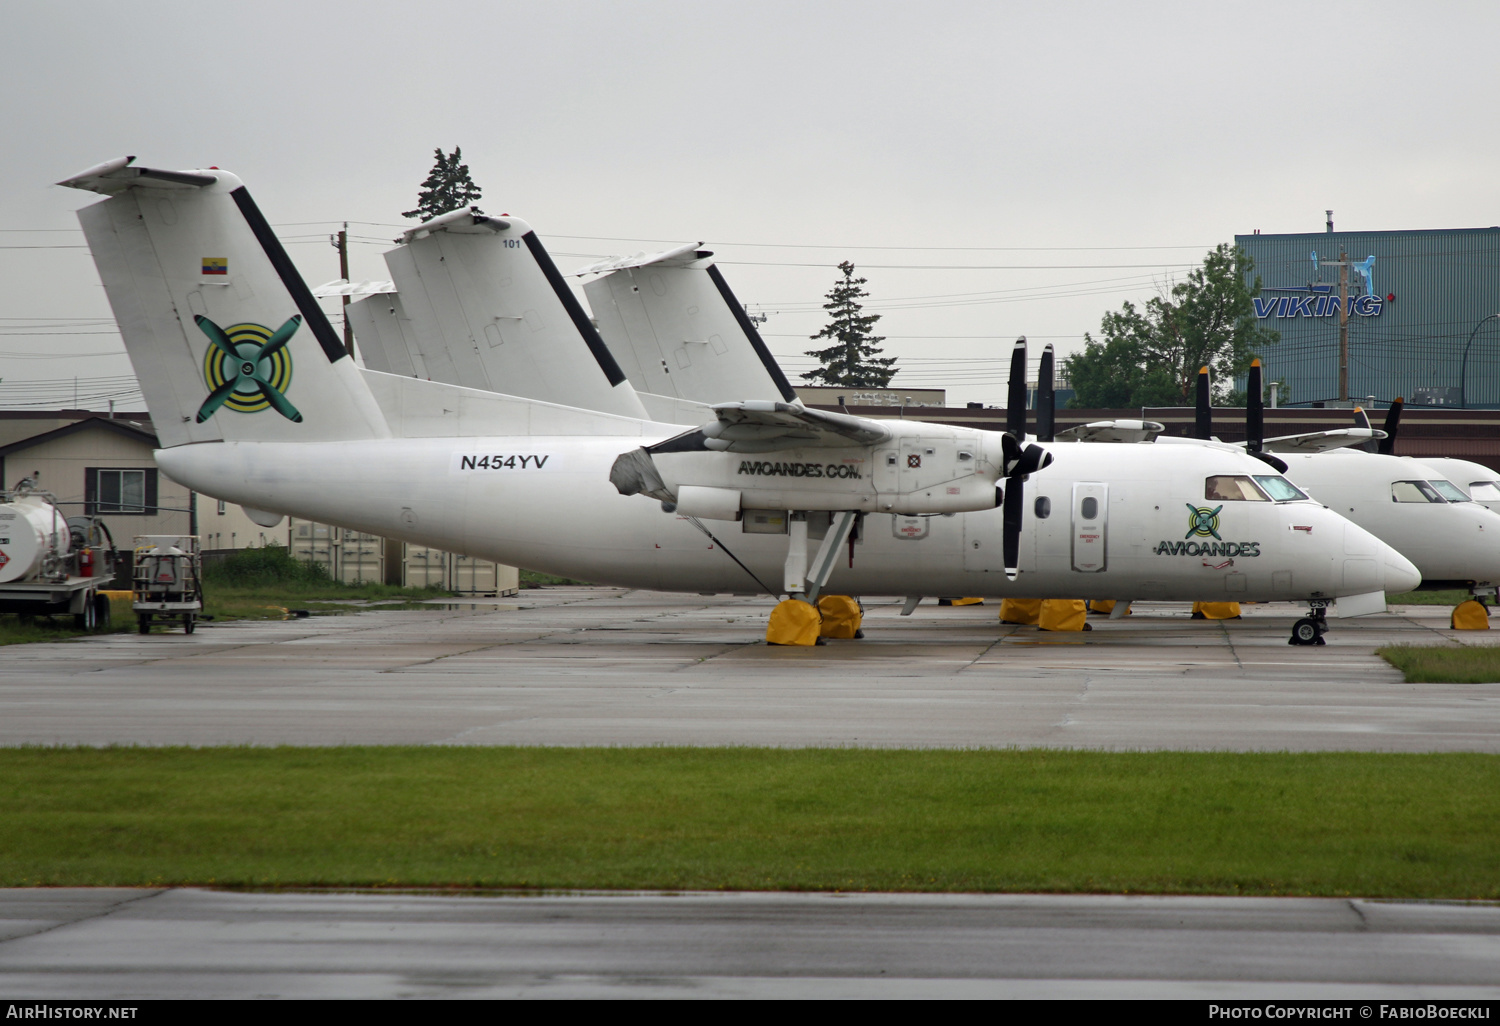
[1391,480,1446,503]
[1205,475,1269,501]
[1470,481,1500,501]
[1252,475,1309,502]
[1429,480,1470,502]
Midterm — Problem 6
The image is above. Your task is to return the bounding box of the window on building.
[85,468,158,515]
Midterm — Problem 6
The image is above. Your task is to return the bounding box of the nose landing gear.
[1289,600,1330,646]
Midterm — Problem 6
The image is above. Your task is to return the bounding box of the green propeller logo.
[1185,504,1223,540]
[195,316,302,423]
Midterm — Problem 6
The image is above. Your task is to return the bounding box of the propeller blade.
[194,315,241,362]
[256,315,303,362]
[1006,337,1027,438]
[1194,365,1212,440]
[1377,397,1403,456]
[194,377,241,423]
[251,378,304,423]
[1246,358,1263,453]
[1036,344,1055,443]
[1003,478,1023,580]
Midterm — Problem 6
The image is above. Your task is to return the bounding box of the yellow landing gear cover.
[817,595,863,639]
[1192,601,1242,620]
[1039,599,1089,632]
[767,598,822,646]
[950,597,984,606]
[999,598,1042,625]
[1088,599,1130,615]
[1452,599,1491,630]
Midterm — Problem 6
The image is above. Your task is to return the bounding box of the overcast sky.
[3,0,1497,409]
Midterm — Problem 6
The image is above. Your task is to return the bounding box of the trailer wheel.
[183,615,195,635]
[93,594,111,631]
[74,597,97,631]
[137,614,151,635]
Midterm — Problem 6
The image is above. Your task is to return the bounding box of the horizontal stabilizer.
[312,279,396,298]
[1263,427,1387,453]
[58,155,216,195]
[1056,419,1165,444]
[571,242,711,276]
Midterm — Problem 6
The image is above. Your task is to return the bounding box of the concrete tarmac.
[1,588,1496,750]
[3,888,1500,999]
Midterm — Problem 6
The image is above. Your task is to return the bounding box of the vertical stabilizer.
[377,210,649,419]
[63,159,390,447]
[347,291,427,379]
[577,246,798,405]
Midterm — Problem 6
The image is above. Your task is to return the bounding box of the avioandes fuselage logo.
[1153,504,1262,558]
[194,315,303,423]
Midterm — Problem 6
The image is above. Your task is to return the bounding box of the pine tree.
[802,261,897,387]
[402,147,484,221]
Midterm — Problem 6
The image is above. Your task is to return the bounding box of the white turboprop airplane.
[348,212,1435,643]
[60,158,1420,647]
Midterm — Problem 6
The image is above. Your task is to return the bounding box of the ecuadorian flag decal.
[202,257,228,275]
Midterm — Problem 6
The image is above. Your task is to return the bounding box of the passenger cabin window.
[1429,480,1470,502]
[1252,475,1309,502]
[1391,480,1446,503]
[1080,496,1098,519]
[1205,475,1269,501]
[1470,481,1500,501]
[1034,496,1051,519]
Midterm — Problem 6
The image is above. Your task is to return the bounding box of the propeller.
[1377,397,1403,456]
[1194,365,1212,440]
[194,315,304,423]
[1036,344,1055,443]
[1246,358,1263,453]
[1001,337,1053,580]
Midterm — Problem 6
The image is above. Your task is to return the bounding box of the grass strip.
[1379,644,1500,683]
[2,747,1498,897]
[1387,590,1472,606]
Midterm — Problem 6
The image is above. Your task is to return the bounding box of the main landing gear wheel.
[1289,616,1327,646]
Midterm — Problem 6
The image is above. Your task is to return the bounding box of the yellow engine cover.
[999,598,1042,625]
[817,595,863,639]
[1452,599,1491,631]
[1039,599,1088,632]
[1192,601,1242,620]
[767,598,822,646]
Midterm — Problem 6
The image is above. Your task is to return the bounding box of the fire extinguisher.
[79,547,94,578]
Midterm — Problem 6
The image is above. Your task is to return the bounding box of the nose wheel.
[1289,601,1329,646]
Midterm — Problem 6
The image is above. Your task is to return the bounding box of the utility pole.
[331,223,354,358]
[1312,244,1355,403]
[1344,250,1356,402]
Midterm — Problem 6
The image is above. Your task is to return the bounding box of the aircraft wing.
[697,401,892,453]
[1263,427,1386,453]
[1055,419,1165,443]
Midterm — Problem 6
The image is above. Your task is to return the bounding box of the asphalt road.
[0,589,1495,751]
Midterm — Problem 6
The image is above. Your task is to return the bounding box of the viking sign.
[195,315,302,423]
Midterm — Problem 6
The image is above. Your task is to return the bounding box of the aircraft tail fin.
[62,158,390,447]
[371,209,650,420]
[576,245,798,405]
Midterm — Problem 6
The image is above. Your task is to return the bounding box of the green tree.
[402,147,484,221]
[802,262,897,387]
[1065,244,1279,408]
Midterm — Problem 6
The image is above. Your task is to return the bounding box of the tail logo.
[194,316,303,423]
